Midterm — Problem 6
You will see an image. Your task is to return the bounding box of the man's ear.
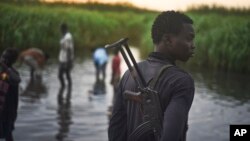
[162,34,172,46]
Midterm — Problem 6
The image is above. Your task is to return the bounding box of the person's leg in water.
[101,62,107,80]
[30,67,35,80]
[94,61,100,81]
[65,67,72,88]
[58,63,65,88]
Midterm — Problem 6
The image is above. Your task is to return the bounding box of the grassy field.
[0,2,249,73]
[187,12,250,73]
[0,2,155,55]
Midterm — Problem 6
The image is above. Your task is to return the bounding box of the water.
[187,69,250,141]
[11,52,250,141]
[13,59,111,141]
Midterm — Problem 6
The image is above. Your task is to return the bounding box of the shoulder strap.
[127,64,174,141]
[149,64,173,89]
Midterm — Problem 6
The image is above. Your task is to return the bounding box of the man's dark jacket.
[0,67,19,138]
[108,52,194,141]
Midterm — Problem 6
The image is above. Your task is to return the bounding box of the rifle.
[105,38,163,141]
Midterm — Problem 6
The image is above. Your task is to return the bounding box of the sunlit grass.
[0,2,249,73]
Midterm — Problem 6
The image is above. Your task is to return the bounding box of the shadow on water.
[93,79,106,95]
[56,85,72,141]
[88,79,107,101]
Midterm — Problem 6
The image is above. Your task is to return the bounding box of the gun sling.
[128,64,173,141]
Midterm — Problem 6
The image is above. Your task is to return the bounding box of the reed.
[0,2,148,55]
[0,2,249,73]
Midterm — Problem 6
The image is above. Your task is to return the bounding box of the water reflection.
[56,86,72,141]
[186,69,250,141]
[191,69,250,103]
[20,77,47,101]
[92,79,106,95]
[14,54,250,141]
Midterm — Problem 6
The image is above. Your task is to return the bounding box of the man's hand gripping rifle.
[105,38,163,141]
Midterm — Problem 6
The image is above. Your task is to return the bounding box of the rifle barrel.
[124,44,147,87]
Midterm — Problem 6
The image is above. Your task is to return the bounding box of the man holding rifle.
[108,11,195,141]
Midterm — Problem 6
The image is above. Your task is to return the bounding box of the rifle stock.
[105,38,128,49]
[124,90,142,103]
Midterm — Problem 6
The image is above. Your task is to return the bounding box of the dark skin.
[154,23,195,140]
[155,23,195,62]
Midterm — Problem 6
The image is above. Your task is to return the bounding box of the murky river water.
[10,50,250,141]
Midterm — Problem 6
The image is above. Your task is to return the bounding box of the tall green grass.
[0,2,249,73]
[187,12,250,73]
[0,2,149,56]
[140,9,250,73]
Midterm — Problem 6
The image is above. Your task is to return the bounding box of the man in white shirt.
[58,23,74,88]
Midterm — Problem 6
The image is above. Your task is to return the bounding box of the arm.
[160,75,194,141]
[108,72,129,141]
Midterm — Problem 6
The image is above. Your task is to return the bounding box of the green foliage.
[140,10,250,73]
[187,12,250,73]
[0,2,148,56]
[0,2,249,73]
[139,13,157,57]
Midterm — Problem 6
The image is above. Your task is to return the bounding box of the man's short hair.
[60,23,68,32]
[151,11,193,44]
[2,47,19,63]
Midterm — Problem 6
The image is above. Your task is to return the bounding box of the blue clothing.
[93,48,108,66]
